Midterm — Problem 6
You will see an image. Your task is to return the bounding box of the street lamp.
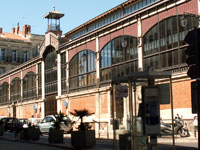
[121,38,127,48]
[180,15,188,28]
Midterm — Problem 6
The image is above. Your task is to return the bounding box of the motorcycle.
[160,118,190,137]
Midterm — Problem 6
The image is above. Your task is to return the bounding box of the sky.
[0,0,126,35]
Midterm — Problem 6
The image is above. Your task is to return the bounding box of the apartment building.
[0,24,44,74]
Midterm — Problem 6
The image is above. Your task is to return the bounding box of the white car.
[37,115,74,134]
[0,116,7,121]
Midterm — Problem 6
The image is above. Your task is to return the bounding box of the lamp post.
[121,37,127,62]
[121,38,128,48]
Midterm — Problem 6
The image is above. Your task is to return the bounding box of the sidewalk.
[0,132,198,150]
[0,132,113,150]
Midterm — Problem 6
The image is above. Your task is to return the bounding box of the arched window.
[143,15,198,71]
[38,63,42,97]
[100,35,138,82]
[69,50,96,90]
[0,82,9,105]
[61,52,67,93]
[44,46,57,95]
[10,78,21,102]
[23,72,36,100]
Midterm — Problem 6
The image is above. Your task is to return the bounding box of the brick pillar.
[41,61,45,100]
[137,17,143,71]
[66,49,69,92]
[57,53,62,113]
[57,53,61,97]
[96,36,100,86]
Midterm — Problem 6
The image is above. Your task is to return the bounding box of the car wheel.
[179,128,190,137]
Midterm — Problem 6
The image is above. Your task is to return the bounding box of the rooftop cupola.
[44,6,64,34]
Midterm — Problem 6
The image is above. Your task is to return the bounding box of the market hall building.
[0,0,199,141]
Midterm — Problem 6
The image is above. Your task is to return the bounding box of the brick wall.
[10,72,21,81]
[69,95,96,114]
[0,108,8,116]
[22,65,36,78]
[68,39,96,62]
[100,93,108,114]
[0,78,9,85]
[22,104,35,118]
[124,23,137,37]
[86,39,96,52]
[160,80,192,110]
[99,34,111,51]
[142,0,198,36]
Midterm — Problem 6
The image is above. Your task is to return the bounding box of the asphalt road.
[0,132,198,150]
[0,140,64,150]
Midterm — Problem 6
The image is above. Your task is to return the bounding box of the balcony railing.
[0,56,30,64]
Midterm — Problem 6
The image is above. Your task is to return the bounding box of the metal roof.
[44,7,64,19]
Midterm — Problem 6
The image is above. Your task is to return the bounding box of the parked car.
[0,116,7,121]
[37,115,74,134]
[0,117,23,132]
[19,118,29,128]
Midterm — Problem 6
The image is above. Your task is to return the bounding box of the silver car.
[38,115,74,134]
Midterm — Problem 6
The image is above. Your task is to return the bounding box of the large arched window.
[100,35,138,82]
[10,78,21,102]
[61,52,67,93]
[23,72,36,100]
[44,46,57,95]
[38,63,42,97]
[69,50,96,90]
[0,82,9,105]
[143,15,198,71]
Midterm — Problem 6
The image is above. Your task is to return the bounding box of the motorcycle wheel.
[179,128,190,137]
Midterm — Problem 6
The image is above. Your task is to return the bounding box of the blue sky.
[0,0,126,35]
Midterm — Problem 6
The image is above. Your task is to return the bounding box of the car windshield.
[7,119,13,123]
[19,119,28,124]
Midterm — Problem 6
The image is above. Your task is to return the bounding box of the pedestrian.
[194,116,198,137]
[31,115,34,126]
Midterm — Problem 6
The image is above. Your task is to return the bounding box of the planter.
[119,133,148,150]
[48,128,64,143]
[23,127,40,141]
[0,126,4,136]
[71,130,96,148]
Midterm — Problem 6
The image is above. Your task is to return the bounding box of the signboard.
[64,101,68,108]
[158,83,170,104]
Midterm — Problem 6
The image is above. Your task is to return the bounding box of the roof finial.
[53,5,55,11]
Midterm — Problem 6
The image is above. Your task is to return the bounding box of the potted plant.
[70,108,96,148]
[0,125,4,136]
[48,112,65,143]
[22,124,40,141]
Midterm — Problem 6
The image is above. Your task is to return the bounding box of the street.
[0,132,198,150]
[0,140,64,150]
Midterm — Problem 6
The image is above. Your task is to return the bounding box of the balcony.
[0,56,30,64]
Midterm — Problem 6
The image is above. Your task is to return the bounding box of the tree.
[70,108,94,131]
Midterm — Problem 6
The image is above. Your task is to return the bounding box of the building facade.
[0,24,44,74]
[0,0,199,144]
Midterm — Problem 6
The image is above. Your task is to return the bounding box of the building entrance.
[44,95,57,116]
